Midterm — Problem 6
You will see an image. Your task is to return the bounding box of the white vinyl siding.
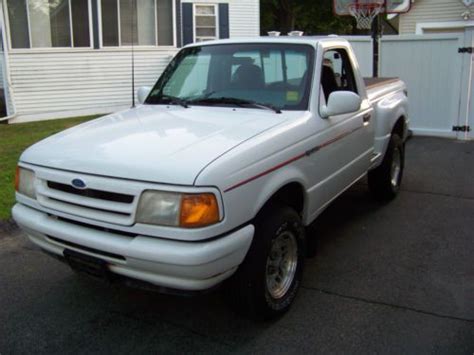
[229,0,259,37]
[7,49,175,122]
[399,0,468,34]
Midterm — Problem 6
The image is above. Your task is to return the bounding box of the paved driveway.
[1,137,473,354]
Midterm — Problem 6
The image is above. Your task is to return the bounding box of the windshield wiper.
[189,97,282,114]
[147,94,189,108]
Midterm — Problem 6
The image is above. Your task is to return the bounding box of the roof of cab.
[184,36,349,48]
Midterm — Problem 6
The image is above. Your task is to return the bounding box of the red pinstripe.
[224,153,306,193]
[224,125,362,193]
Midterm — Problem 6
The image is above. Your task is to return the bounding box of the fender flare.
[251,164,309,221]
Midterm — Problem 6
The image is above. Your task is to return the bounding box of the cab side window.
[321,49,358,101]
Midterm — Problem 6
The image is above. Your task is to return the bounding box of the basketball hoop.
[333,0,411,77]
[348,3,383,29]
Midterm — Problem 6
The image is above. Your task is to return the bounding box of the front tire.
[225,205,306,320]
[368,133,404,201]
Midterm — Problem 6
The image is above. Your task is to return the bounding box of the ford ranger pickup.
[13,36,409,319]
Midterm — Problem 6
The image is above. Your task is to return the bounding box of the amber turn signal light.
[179,193,220,228]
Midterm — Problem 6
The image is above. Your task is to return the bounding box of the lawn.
[0,115,101,221]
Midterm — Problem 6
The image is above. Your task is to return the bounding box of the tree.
[261,0,304,35]
[261,0,356,36]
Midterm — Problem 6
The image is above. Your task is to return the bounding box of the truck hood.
[21,105,290,185]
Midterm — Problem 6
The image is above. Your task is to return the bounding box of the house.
[394,0,474,34]
[0,0,260,123]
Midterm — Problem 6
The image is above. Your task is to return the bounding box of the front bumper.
[12,204,254,291]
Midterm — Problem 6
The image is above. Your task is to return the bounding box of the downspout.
[0,0,17,123]
[0,113,17,123]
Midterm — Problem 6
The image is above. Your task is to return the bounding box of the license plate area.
[64,249,110,279]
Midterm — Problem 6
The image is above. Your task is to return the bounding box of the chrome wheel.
[390,147,402,188]
[265,231,298,299]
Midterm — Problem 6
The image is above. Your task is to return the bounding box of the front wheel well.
[258,183,305,218]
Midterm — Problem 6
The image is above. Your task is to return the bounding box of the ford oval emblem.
[71,179,87,189]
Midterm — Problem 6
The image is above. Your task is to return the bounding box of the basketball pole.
[371,13,380,78]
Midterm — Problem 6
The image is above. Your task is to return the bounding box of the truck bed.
[364,77,404,102]
[364,77,399,89]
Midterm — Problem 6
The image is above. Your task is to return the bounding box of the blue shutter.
[218,3,229,39]
[182,3,194,45]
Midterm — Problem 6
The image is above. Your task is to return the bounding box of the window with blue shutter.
[181,2,230,45]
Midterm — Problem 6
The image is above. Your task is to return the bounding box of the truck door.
[305,46,374,220]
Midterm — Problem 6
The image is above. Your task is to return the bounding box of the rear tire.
[225,205,305,320]
[368,133,404,201]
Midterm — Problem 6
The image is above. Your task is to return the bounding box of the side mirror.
[320,91,362,118]
[137,86,152,105]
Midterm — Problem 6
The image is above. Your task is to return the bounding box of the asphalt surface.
[1,137,473,354]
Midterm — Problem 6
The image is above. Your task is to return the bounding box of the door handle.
[363,113,371,125]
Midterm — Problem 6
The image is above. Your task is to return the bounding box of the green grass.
[0,115,101,221]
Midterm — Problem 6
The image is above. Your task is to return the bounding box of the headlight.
[15,167,36,199]
[136,191,181,226]
[136,190,220,228]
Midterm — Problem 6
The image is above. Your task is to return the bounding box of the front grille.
[48,197,131,216]
[48,181,134,203]
[36,178,138,226]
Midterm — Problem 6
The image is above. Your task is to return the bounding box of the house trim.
[175,0,182,47]
[11,105,130,124]
[415,20,474,34]
[7,47,177,55]
[172,0,178,47]
[0,0,15,118]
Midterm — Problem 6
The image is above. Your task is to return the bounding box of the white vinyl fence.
[348,31,473,140]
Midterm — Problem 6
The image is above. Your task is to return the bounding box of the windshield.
[146,43,315,111]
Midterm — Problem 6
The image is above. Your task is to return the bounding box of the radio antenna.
[131,0,136,108]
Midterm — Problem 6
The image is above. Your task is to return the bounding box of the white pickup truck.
[13,36,408,319]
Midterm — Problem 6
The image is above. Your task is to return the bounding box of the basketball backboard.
[334,0,411,15]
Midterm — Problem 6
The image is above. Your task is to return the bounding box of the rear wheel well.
[258,183,305,217]
[392,117,406,138]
